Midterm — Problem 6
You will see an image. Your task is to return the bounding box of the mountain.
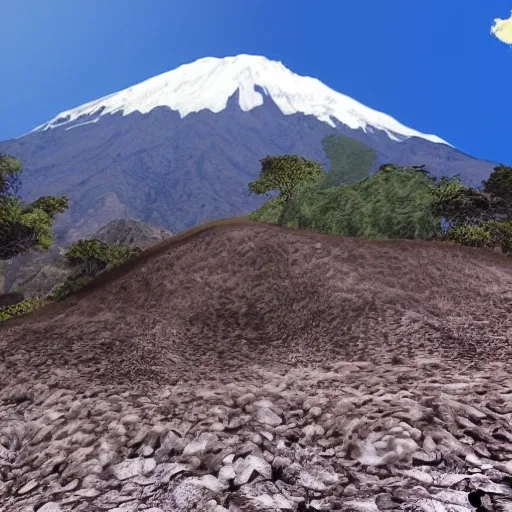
[0,54,496,242]
[93,218,173,248]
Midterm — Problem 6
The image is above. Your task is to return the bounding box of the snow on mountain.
[30,54,449,146]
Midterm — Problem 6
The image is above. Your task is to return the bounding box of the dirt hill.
[2,219,512,388]
[1,220,512,511]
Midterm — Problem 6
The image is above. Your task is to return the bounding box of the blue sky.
[1,1,511,163]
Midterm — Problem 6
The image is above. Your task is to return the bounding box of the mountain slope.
[0,55,496,242]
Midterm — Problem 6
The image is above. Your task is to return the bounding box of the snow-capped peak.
[30,54,449,145]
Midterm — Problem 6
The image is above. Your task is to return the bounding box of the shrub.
[103,243,141,269]
[480,220,512,254]
[51,276,92,301]
[443,220,512,254]
[444,224,494,249]
[65,239,141,277]
[0,297,49,322]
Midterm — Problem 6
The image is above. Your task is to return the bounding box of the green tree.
[0,153,69,259]
[429,175,504,227]
[0,153,22,197]
[248,155,324,224]
[482,164,512,209]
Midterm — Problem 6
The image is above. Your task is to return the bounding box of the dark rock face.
[1,246,72,299]
[0,91,495,243]
[93,218,173,249]
[0,291,24,307]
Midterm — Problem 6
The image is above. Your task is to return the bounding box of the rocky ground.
[1,221,512,511]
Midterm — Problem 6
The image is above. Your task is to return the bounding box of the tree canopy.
[482,164,512,208]
[251,163,442,239]
[250,159,512,255]
[0,153,69,259]
[248,155,324,202]
[0,153,22,197]
[429,175,506,227]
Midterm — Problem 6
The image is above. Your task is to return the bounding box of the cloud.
[491,11,512,44]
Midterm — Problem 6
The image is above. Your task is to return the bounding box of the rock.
[431,472,471,487]
[423,435,437,453]
[17,479,39,495]
[237,393,256,406]
[222,454,235,465]
[234,455,272,485]
[412,451,441,466]
[120,414,140,425]
[301,424,324,443]
[431,490,471,507]
[2,248,72,299]
[466,453,482,466]
[210,422,225,432]
[414,498,448,512]
[61,479,80,492]
[94,219,172,248]
[283,462,302,483]
[309,406,322,418]
[157,462,188,482]
[227,418,245,430]
[256,407,282,426]
[375,493,394,510]
[74,488,101,498]
[38,504,63,512]
[219,464,236,483]
[2,220,170,299]
[298,466,339,491]
[141,445,154,457]
[470,473,511,495]
[275,495,294,509]
[183,433,218,456]
[252,493,278,508]
[112,457,156,480]
[344,500,380,512]
[192,474,228,494]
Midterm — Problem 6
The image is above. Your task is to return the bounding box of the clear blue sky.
[1,1,511,163]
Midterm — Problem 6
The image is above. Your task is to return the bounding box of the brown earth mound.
[2,220,512,511]
[1,219,512,390]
